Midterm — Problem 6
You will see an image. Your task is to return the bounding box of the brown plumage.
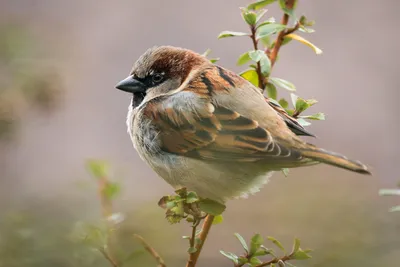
[116,46,370,202]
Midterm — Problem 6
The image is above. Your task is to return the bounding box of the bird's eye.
[152,73,163,83]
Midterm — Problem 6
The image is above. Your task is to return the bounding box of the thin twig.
[255,255,291,267]
[98,177,120,266]
[268,0,297,68]
[186,215,215,267]
[134,234,167,267]
[250,25,266,90]
[98,248,119,267]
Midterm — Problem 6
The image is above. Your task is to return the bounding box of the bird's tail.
[300,147,371,174]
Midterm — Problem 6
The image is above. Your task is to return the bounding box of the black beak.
[115,76,146,93]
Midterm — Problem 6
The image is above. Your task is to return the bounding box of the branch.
[256,255,291,267]
[134,234,166,267]
[98,176,120,266]
[268,0,297,68]
[250,25,266,90]
[186,215,215,267]
[98,248,119,267]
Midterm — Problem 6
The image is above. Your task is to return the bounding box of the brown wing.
[142,94,304,163]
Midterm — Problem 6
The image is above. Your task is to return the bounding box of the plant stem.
[268,0,296,67]
[250,25,266,90]
[186,215,215,267]
[134,234,166,267]
[98,176,119,266]
[255,255,291,267]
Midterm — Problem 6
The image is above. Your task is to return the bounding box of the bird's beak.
[115,76,146,93]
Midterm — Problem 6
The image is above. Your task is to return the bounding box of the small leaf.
[278,98,288,109]
[237,51,251,66]
[253,247,270,256]
[260,55,271,75]
[277,260,286,267]
[182,235,190,239]
[249,50,265,62]
[256,9,268,23]
[249,257,263,266]
[250,234,264,255]
[218,31,249,39]
[195,237,202,246]
[285,33,323,54]
[212,214,224,225]
[248,0,277,10]
[296,118,311,126]
[281,168,289,177]
[198,199,226,216]
[86,159,108,179]
[220,250,238,264]
[299,25,315,33]
[202,49,212,57]
[234,233,249,253]
[210,58,220,63]
[188,247,197,254]
[240,69,259,87]
[241,8,257,25]
[379,189,400,196]
[300,112,325,120]
[270,77,296,92]
[389,206,400,212]
[257,17,276,28]
[104,182,120,199]
[166,201,177,209]
[267,236,285,252]
[266,83,277,99]
[256,23,286,39]
[186,191,199,203]
[292,249,312,260]
[238,257,249,265]
[290,93,298,107]
[292,238,301,254]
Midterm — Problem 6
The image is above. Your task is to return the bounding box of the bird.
[115,46,370,203]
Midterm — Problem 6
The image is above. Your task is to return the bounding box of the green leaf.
[249,50,265,62]
[182,235,191,239]
[279,0,297,20]
[240,69,259,87]
[186,191,199,203]
[290,93,298,107]
[282,168,289,177]
[212,214,224,225]
[256,23,286,39]
[266,83,277,99]
[253,247,270,256]
[260,55,271,75]
[270,77,296,91]
[292,238,301,254]
[86,159,109,179]
[257,17,276,28]
[248,0,277,10]
[296,118,311,127]
[237,51,251,66]
[188,247,197,254]
[220,250,238,264]
[292,249,312,260]
[249,50,271,75]
[267,236,286,252]
[256,9,268,23]
[165,201,176,209]
[300,112,325,120]
[218,31,249,39]
[202,49,212,57]
[250,234,264,255]
[299,25,315,33]
[389,206,400,212]
[379,189,400,196]
[234,233,249,253]
[195,238,202,246]
[238,257,249,265]
[278,98,289,109]
[249,257,263,266]
[198,199,226,216]
[277,260,286,267]
[241,8,257,25]
[210,58,220,63]
[104,182,121,199]
[285,33,322,54]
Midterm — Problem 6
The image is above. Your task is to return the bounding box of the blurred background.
[0,0,399,266]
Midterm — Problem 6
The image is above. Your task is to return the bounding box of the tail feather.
[300,148,371,175]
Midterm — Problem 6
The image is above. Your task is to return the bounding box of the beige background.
[0,1,399,266]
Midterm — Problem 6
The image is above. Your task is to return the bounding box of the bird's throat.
[132,92,146,107]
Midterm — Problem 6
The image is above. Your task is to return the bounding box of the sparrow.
[116,46,370,203]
